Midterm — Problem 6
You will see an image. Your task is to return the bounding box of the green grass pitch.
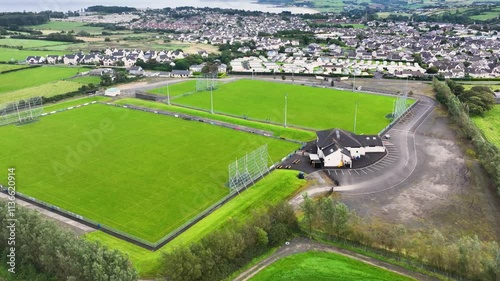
[147,80,197,97]
[0,104,299,242]
[171,80,398,134]
[249,251,416,281]
[473,105,500,148]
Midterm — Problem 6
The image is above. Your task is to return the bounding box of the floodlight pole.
[167,80,171,105]
[210,83,214,114]
[284,93,288,128]
[354,101,358,134]
[352,72,356,91]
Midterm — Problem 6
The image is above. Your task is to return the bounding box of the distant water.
[1,0,318,14]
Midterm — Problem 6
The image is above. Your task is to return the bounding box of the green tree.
[459,86,495,116]
[426,66,439,74]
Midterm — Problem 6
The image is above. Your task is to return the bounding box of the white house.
[46,55,61,64]
[315,129,385,168]
[26,56,45,64]
[63,54,80,65]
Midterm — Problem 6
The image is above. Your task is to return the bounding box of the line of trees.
[85,6,137,13]
[434,78,500,193]
[0,201,138,281]
[301,194,500,281]
[0,13,49,27]
[9,32,84,43]
[161,202,298,281]
[445,80,495,116]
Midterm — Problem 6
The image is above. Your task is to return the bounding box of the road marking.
[370,166,381,171]
[348,170,352,175]
[334,170,338,175]
[341,170,344,175]
[360,169,368,174]
[366,167,375,173]
[354,170,359,175]
[327,170,330,175]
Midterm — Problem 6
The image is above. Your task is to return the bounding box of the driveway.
[291,95,437,205]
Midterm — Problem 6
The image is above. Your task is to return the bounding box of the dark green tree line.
[0,201,138,281]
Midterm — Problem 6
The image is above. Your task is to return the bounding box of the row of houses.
[26,48,189,67]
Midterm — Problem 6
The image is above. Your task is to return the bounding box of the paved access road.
[291,95,437,205]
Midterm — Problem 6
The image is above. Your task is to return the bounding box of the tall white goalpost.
[0,97,44,126]
[228,144,272,193]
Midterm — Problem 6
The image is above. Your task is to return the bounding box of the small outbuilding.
[104,88,121,97]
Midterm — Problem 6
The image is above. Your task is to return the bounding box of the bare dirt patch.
[341,109,500,241]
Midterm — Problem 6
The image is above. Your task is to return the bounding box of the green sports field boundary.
[1,101,304,250]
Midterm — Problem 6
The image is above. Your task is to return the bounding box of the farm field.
[459,83,500,92]
[0,47,65,62]
[170,80,398,134]
[29,21,104,34]
[469,8,500,21]
[473,105,500,148]
[68,76,102,85]
[0,38,71,49]
[0,64,28,73]
[249,251,415,281]
[0,104,299,242]
[43,96,112,112]
[0,66,81,94]
[85,169,307,277]
[0,80,82,104]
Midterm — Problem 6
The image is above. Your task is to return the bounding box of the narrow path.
[233,237,438,281]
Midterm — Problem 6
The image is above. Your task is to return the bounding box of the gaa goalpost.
[228,144,272,193]
[0,97,44,126]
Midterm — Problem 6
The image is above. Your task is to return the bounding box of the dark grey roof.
[317,129,363,149]
[171,70,191,75]
[356,135,383,147]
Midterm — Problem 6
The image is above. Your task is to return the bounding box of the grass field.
[0,80,82,104]
[29,21,104,34]
[249,251,415,281]
[68,76,102,85]
[469,8,500,21]
[43,96,112,112]
[148,80,197,97]
[0,64,28,73]
[0,38,71,49]
[85,169,307,277]
[0,66,80,94]
[0,104,299,242]
[0,47,65,62]
[113,98,316,141]
[473,105,500,148]
[170,80,397,134]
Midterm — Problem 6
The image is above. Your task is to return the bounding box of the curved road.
[290,95,437,205]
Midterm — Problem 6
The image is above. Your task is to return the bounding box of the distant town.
[19,7,500,79]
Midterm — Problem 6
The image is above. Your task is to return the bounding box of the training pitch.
[0,104,299,242]
[249,251,415,281]
[168,80,399,134]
